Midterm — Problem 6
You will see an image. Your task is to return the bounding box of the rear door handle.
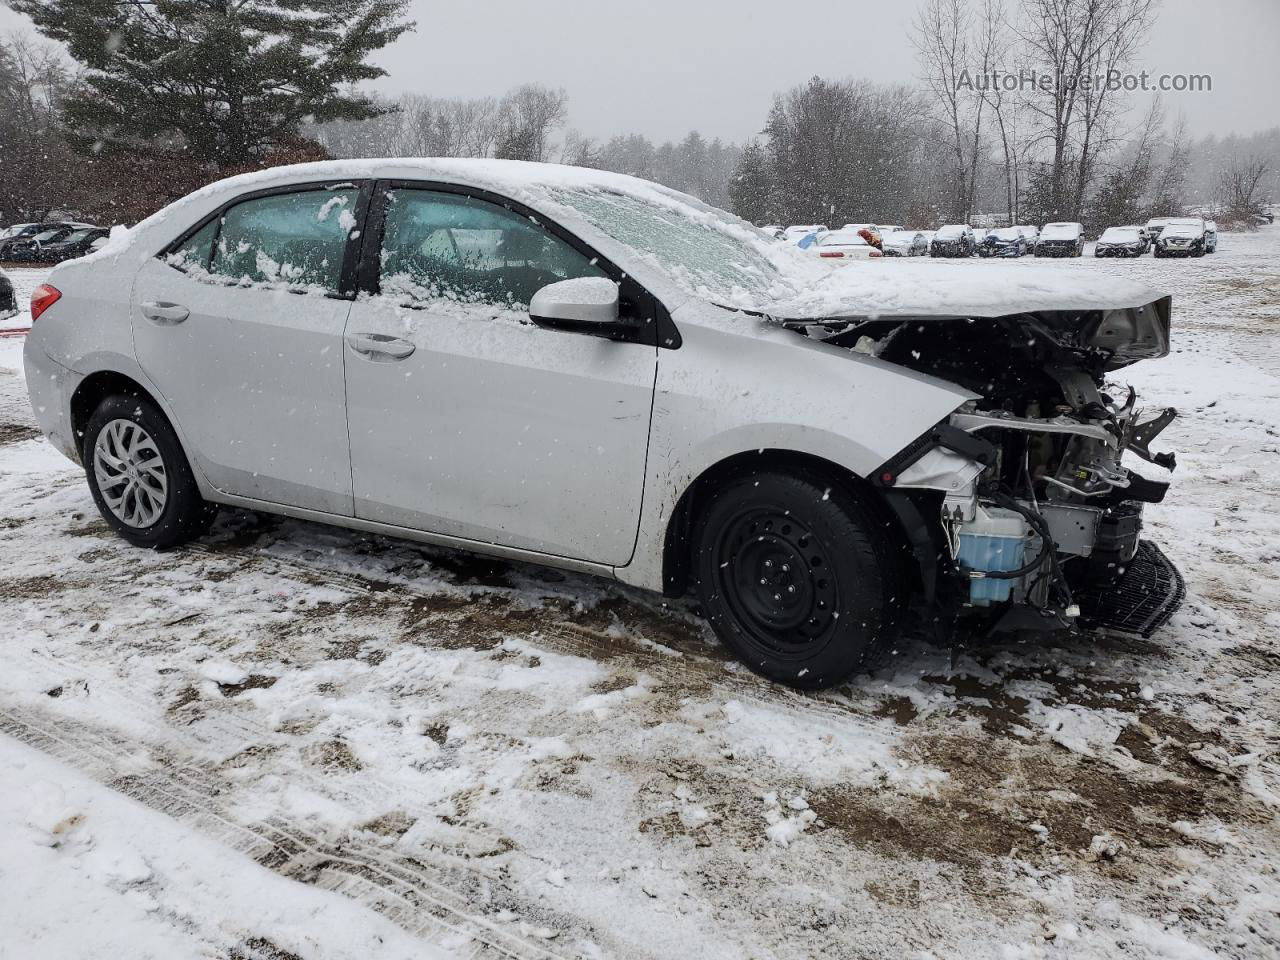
[140,301,190,325]
[347,333,416,361]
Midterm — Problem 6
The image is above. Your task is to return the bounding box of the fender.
[614,306,976,593]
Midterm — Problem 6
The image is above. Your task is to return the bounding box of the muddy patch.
[0,422,39,445]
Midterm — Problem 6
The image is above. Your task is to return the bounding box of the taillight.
[30,284,62,322]
[869,251,883,258]
[819,251,845,258]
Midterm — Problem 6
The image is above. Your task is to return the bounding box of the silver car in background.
[24,159,1184,689]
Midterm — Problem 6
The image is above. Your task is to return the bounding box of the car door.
[131,182,367,516]
[342,183,658,565]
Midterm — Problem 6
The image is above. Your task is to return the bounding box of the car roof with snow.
[72,157,1168,323]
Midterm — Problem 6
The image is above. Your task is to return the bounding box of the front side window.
[378,189,608,311]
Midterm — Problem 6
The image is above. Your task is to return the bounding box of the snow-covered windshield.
[992,228,1022,241]
[1041,223,1081,240]
[1100,227,1140,243]
[883,231,918,244]
[549,188,803,307]
[1162,224,1203,239]
[936,225,967,239]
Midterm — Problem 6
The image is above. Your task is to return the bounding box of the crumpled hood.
[765,259,1167,321]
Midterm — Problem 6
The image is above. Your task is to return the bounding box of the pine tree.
[727,140,773,224]
[11,0,413,166]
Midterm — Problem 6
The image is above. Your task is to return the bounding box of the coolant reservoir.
[957,505,1030,606]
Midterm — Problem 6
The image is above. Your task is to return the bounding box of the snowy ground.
[2,234,1279,959]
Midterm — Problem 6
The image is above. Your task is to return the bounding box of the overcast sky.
[2,0,1277,145]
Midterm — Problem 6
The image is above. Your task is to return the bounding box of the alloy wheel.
[93,418,168,528]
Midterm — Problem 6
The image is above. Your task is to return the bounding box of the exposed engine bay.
[787,299,1185,637]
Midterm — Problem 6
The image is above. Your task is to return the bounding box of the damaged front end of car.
[787,297,1185,639]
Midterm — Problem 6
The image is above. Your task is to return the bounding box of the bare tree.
[913,0,988,220]
[1016,0,1156,219]
[1216,155,1271,226]
[495,84,568,162]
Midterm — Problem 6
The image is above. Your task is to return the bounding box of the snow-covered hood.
[764,259,1168,321]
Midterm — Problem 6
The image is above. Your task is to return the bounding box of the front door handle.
[140,301,190,325]
[347,333,416,361]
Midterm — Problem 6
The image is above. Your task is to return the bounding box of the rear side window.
[211,189,360,292]
[378,189,607,311]
[167,187,361,294]
[169,219,218,271]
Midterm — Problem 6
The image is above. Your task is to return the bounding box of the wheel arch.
[70,369,158,457]
[659,448,916,599]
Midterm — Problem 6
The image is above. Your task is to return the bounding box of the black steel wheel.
[692,468,906,690]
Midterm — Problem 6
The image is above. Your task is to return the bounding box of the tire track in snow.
[0,706,586,960]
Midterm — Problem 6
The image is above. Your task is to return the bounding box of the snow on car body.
[24,158,1183,689]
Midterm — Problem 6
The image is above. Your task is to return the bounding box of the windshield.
[992,228,1022,241]
[31,229,64,242]
[1101,228,1139,242]
[61,229,92,243]
[936,225,966,238]
[1041,223,1080,239]
[884,231,917,243]
[549,187,807,307]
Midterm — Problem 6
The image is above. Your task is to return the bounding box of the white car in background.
[23,158,1184,690]
[880,230,929,257]
[783,224,827,245]
[810,230,884,261]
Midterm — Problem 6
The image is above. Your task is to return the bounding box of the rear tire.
[83,394,216,549]
[691,468,906,690]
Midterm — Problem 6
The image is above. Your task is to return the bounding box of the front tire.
[691,469,905,690]
[83,394,216,549]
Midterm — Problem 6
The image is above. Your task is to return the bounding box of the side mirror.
[529,277,627,337]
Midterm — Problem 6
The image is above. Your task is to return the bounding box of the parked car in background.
[880,230,929,257]
[0,268,17,321]
[1034,222,1085,257]
[930,224,975,257]
[783,225,827,246]
[22,157,1185,689]
[0,222,88,260]
[977,226,1028,258]
[760,225,785,239]
[1203,219,1218,253]
[4,226,79,262]
[29,227,112,264]
[1094,226,1148,257]
[810,229,883,261]
[1154,221,1208,257]
[878,224,905,235]
[1144,217,1174,244]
